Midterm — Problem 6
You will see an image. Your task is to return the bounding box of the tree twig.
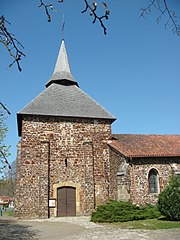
[81,0,110,35]
[38,0,110,35]
[0,148,11,170]
[0,102,11,115]
[140,0,180,36]
[0,15,25,71]
[38,0,60,22]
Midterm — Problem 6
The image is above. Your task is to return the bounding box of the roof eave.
[108,142,180,159]
[17,113,22,137]
[45,79,79,88]
[128,154,180,158]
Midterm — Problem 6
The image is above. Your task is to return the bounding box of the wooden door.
[57,187,76,217]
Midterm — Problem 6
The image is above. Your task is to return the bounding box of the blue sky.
[1,0,180,165]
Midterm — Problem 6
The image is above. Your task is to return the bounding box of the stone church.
[15,40,180,218]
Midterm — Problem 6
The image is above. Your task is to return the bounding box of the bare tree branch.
[1,1,179,73]
[162,0,180,35]
[0,148,11,170]
[38,0,61,22]
[38,0,110,35]
[38,0,54,22]
[81,0,110,35]
[140,0,180,36]
[0,102,11,115]
[0,15,25,71]
[0,103,11,173]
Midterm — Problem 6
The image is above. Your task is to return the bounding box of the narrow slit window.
[65,158,67,167]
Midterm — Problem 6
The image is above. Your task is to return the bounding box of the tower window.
[65,158,67,167]
[148,169,159,193]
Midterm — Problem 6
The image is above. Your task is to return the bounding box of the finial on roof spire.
[46,39,79,88]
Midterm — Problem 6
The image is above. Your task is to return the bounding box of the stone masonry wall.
[108,150,180,206]
[109,147,130,201]
[15,115,112,218]
[129,157,180,205]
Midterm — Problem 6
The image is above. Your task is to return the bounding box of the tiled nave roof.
[108,134,180,158]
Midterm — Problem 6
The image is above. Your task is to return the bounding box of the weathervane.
[62,13,65,40]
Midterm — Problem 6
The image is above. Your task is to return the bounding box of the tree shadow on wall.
[0,218,39,240]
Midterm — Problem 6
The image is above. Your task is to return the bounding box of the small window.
[65,158,67,167]
[148,169,159,193]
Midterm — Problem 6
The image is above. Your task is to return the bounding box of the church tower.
[16,40,115,218]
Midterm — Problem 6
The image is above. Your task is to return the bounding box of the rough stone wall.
[15,141,21,216]
[15,115,112,218]
[109,148,130,201]
[129,157,180,205]
[108,150,180,206]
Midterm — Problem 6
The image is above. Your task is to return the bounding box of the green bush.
[91,200,161,223]
[157,175,180,221]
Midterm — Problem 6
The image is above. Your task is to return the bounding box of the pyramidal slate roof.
[17,40,116,136]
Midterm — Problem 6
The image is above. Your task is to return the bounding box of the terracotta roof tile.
[108,134,180,158]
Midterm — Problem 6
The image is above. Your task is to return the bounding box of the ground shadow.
[0,218,39,240]
[158,216,180,222]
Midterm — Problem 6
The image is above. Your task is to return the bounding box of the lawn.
[2,209,14,217]
[103,218,180,230]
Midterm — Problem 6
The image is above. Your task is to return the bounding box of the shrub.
[91,200,161,223]
[157,175,180,221]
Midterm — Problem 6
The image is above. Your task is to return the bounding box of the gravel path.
[1,216,180,240]
[27,216,180,240]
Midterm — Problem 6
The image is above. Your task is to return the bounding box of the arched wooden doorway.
[57,186,76,217]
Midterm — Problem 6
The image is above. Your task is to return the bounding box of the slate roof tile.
[18,84,115,120]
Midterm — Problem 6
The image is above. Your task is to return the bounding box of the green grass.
[102,218,180,230]
[3,209,14,216]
